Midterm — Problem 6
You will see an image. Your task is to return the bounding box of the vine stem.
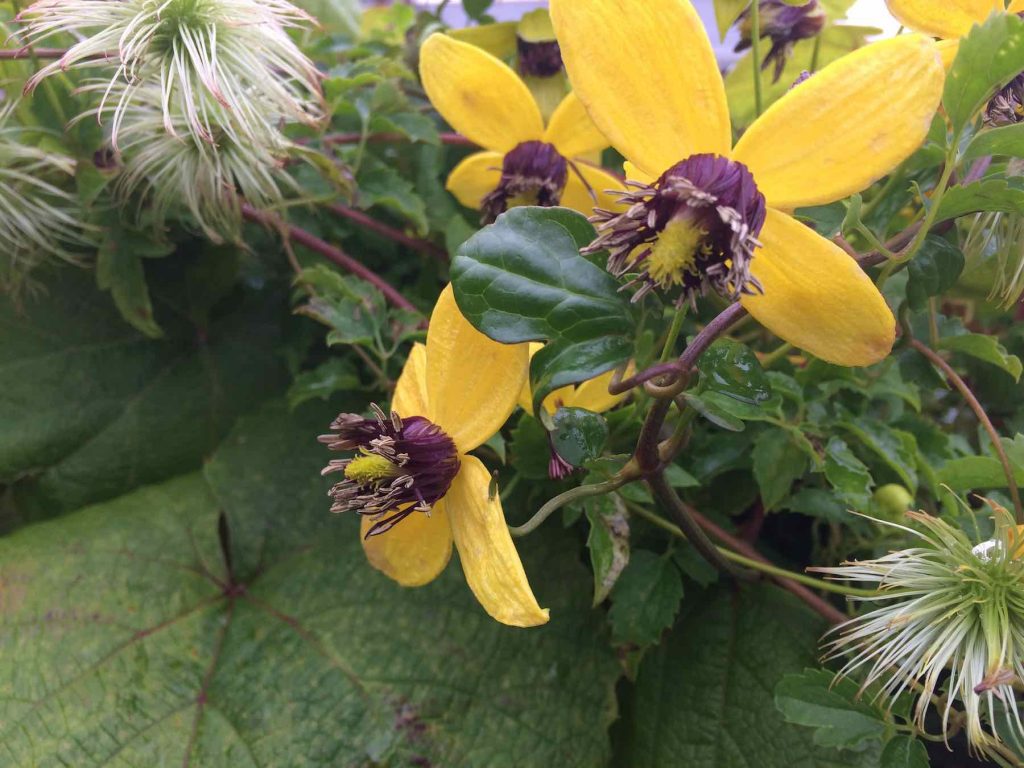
[327,203,447,262]
[647,472,758,581]
[626,502,876,600]
[240,204,418,313]
[508,478,631,537]
[908,336,1024,523]
[0,47,66,59]
[323,131,475,147]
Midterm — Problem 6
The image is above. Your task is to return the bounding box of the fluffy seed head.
[19,0,324,146]
[814,505,1024,759]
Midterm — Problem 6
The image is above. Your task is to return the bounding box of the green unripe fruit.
[873,484,914,519]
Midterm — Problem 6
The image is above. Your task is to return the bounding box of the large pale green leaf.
[0,403,619,767]
[615,584,879,768]
[0,272,288,522]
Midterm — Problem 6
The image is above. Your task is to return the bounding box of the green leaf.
[586,495,630,606]
[287,358,363,410]
[774,669,888,750]
[95,224,173,339]
[608,550,684,647]
[358,161,429,236]
[964,122,1024,161]
[451,206,632,344]
[935,178,1024,221]
[937,455,1024,490]
[879,736,929,768]
[616,584,880,768]
[551,407,609,467]
[939,331,1022,381]
[698,389,784,424]
[824,437,874,509]
[681,392,745,432]
[509,414,552,480]
[700,338,772,405]
[530,336,632,414]
[712,0,747,40]
[838,418,919,493]
[0,272,288,522]
[753,428,810,510]
[943,12,1024,134]
[905,236,964,312]
[0,403,621,767]
[296,265,385,348]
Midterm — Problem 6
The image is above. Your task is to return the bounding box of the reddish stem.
[0,47,67,60]
[241,204,418,313]
[323,131,476,147]
[327,203,447,262]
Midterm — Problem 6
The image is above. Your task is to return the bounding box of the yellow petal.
[732,34,943,210]
[559,162,627,217]
[392,342,429,416]
[446,151,503,211]
[447,457,549,627]
[938,39,960,70]
[360,504,453,587]
[567,361,635,413]
[1010,0,1024,13]
[419,33,544,153]
[884,0,1000,39]
[550,0,730,176]
[623,161,655,186]
[741,209,895,367]
[543,91,609,158]
[426,284,529,453]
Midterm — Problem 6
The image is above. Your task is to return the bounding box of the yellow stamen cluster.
[643,219,709,289]
[344,453,399,485]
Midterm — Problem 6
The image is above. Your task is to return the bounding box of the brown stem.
[689,505,850,625]
[909,337,1024,523]
[0,47,67,60]
[323,131,476,147]
[649,471,757,581]
[610,302,749,396]
[327,203,447,262]
[241,204,418,313]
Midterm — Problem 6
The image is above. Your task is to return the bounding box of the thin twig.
[323,131,476,147]
[908,337,1024,523]
[0,47,67,60]
[241,204,418,313]
[327,203,447,262]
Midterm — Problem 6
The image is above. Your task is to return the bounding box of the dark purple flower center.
[481,140,568,224]
[735,0,826,83]
[586,154,766,306]
[319,405,460,537]
[986,72,1024,127]
[517,36,563,78]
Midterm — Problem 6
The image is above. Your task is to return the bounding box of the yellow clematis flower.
[419,32,624,223]
[550,0,945,367]
[319,285,548,628]
[886,0,1024,67]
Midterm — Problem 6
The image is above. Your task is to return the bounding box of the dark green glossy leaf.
[509,414,552,480]
[551,407,609,467]
[451,206,631,344]
[608,550,684,648]
[530,336,632,414]
[700,338,772,405]
[682,392,745,432]
[943,13,1024,134]
[905,236,964,312]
